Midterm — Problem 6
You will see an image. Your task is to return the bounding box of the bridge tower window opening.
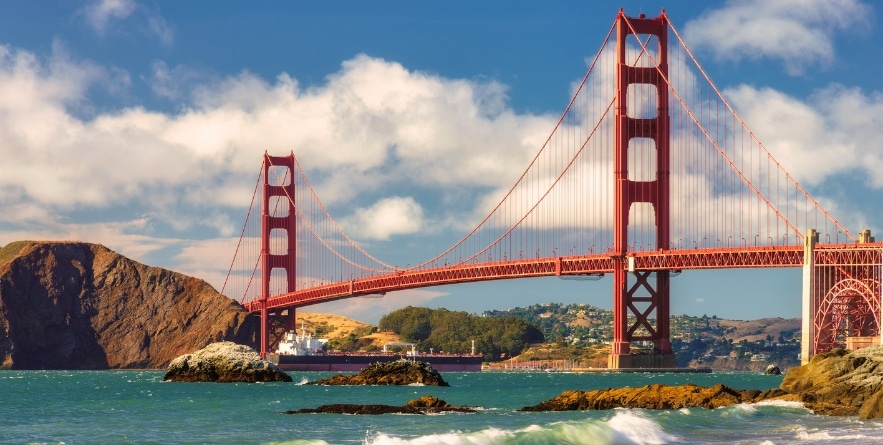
[627,137,658,182]
[268,228,289,255]
[268,196,290,217]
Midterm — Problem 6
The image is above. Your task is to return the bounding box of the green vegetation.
[0,241,34,267]
[377,303,801,367]
[379,306,544,361]
[484,303,802,368]
[325,325,379,352]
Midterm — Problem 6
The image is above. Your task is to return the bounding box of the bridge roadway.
[244,244,832,312]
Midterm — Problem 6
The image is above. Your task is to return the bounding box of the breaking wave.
[364,410,676,445]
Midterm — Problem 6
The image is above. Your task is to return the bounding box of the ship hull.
[268,353,483,372]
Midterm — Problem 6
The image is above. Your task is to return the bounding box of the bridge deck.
[243,245,827,311]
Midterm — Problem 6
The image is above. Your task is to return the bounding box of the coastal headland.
[0,241,259,369]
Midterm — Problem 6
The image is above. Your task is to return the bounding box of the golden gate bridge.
[222,9,883,369]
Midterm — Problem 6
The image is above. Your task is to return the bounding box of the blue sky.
[0,1,881,324]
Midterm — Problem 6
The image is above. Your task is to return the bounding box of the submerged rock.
[307,359,449,386]
[285,395,474,415]
[164,342,291,383]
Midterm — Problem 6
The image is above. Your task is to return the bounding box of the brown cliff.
[0,241,259,369]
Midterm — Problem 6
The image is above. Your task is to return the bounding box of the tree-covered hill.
[484,303,802,368]
[348,302,801,369]
[378,306,544,362]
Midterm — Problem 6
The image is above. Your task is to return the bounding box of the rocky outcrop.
[307,360,449,386]
[522,346,883,419]
[765,364,782,375]
[520,383,786,411]
[780,346,883,418]
[285,395,474,415]
[164,342,290,383]
[0,241,259,369]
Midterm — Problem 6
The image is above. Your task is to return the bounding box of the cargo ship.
[266,326,483,372]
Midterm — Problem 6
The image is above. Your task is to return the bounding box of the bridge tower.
[802,229,882,363]
[259,152,298,358]
[609,10,675,369]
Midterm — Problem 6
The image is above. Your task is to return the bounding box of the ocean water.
[2,370,882,444]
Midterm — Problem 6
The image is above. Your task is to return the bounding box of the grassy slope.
[295,312,402,349]
[0,241,34,268]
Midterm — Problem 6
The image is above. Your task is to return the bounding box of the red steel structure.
[259,154,297,353]
[611,12,672,368]
[225,9,883,365]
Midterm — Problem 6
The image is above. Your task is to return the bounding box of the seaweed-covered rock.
[285,395,474,415]
[307,360,449,386]
[164,342,291,383]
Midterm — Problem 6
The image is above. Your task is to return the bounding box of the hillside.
[294,305,802,370]
[0,241,259,369]
[484,303,802,369]
[295,312,401,350]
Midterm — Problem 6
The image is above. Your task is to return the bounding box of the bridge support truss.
[609,10,675,369]
[259,152,298,358]
[802,229,882,363]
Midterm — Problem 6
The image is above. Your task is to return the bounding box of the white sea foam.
[752,399,809,411]
[607,410,679,444]
[795,428,875,442]
[366,427,514,445]
[730,402,758,414]
[362,412,677,445]
[261,440,332,445]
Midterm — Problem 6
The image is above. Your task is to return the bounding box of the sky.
[1,0,881,324]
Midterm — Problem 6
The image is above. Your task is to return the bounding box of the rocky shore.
[307,359,449,386]
[520,383,785,411]
[164,342,291,383]
[780,346,883,418]
[521,346,883,419]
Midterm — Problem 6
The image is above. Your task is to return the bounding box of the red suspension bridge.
[223,10,883,369]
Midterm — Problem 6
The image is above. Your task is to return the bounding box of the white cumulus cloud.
[726,83,883,188]
[0,47,557,287]
[341,196,427,240]
[682,0,871,75]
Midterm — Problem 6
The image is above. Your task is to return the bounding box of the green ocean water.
[2,370,881,444]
